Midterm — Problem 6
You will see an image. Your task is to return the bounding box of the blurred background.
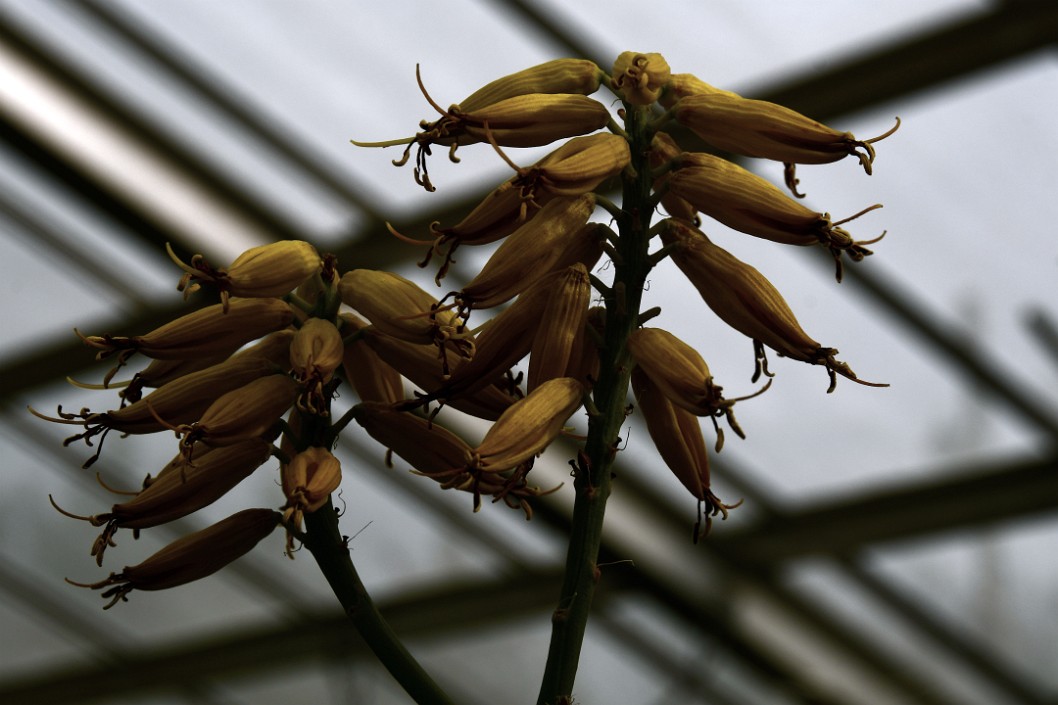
[2,1,1057,703]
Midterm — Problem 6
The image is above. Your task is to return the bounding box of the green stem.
[537,103,655,705]
[304,502,456,705]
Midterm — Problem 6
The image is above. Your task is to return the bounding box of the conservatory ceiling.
[1,1,1057,704]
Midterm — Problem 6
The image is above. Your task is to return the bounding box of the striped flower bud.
[659,219,885,392]
[471,376,583,473]
[667,151,884,280]
[611,51,671,106]
[281,447,342,554]
[630,367,737,539]
[673,93,899,175]
[506,133,630,204]
[527,263,591,392]
[355,402,473,477]
[456,194,596,312]
[69,508,280,609]
[338,269,473,363]
[175,373,298,456]
[648,132,698,223]
[457,59,604,113]
[359,326,516,420]
[53,440,272,565]
[290,317,344,415]
[339,314,405,405]
[78,298,294,367]
[658,73,739,109]
[32,352,286,466]
[628,327,767,447]
[168,241,322,311]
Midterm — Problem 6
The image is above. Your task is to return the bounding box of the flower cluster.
[36,51,896,606]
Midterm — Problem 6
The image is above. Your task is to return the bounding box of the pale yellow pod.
[291,318,344,384]
[658,73,739,109]
[182,373,298,453]
[73,508,280,608]
[457,58,604,113]
[527,263,591,393]
[528,133,631,197]
[339,313,405,405]
[473,376,583,472]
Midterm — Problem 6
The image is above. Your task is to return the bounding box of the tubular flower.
[659,219,886,393]
[68,508,281,609]
[170,374,298,458]
[630,367,738,540]
[30,352,286,467]
[77,297,294,378]
[627,327,769,447]
[526,263,591,393]
[456,58,605,113]
[666,151,884,281]
[338,269,474,369]
[52,440,272,565]
[167,241,322,311]
[353,63,610,193]
[501,133,631,207]
[648,131,698,223]
[281,447,342,555]
[339,314,405,405]
[456,194,596,313]
[471,376,584,473]
[657,73,739,108]
[672,92,900,189]
[611,51,671,105]
[290,318,344,415]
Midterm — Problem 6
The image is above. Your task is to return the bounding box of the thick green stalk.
[304,502,456,705]
[537,104,655,705]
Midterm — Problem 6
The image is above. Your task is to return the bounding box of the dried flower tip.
[659,219,886,392]
[611,51,671,106]
[473,376,584,472]
[666,152,884,280]
[167,241,322,311]
[281,447,342,555]
[674,93,899,174]
[291,318,344,415]
[68,508,280,608]
[456,58,604,114]
[456,194,596,313]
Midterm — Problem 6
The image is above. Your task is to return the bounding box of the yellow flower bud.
[657,73,739,109]
[472,376,583,472]
[648,132,698,223]
[355,402,472,477]
[52,440,272,565]
[290,317,344,415]
[338,270,473,363]
[667,151,884,280]
[168,240,322,310]
[659,219,886,392]
[339,314,405,405]
[673,93,899,175]
[457,194,596,312]
[78,298,294,369]
[69,508,280,608]
[457,58,604,113]
[281,447,342,554]
[507,133,630,204]
[527,263,591,393]
[630,367,737,539]
[611,51,670,105]
[176,373,298,456]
